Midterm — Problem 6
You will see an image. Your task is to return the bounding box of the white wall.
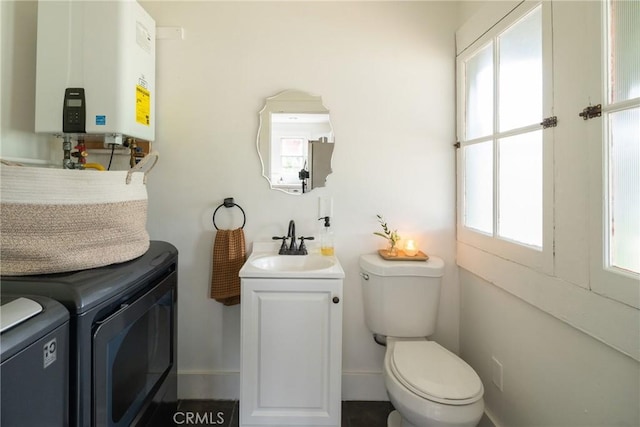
[461,270,640,427]
[140,0,460,399]
[1,0,459,400]
[0,1,55,163]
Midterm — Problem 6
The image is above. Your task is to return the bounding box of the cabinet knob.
[332,296,340,304]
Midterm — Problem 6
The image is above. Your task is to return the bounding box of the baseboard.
[341,371,388,401]
[478,407,501,427]
[178,371,239,400]
[178,370,388,401]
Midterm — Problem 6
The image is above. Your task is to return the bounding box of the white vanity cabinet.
[240,277,343,427]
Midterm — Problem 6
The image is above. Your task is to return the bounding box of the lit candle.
[404,239,418,257]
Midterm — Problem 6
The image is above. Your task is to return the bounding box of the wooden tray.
[378,249,429,261]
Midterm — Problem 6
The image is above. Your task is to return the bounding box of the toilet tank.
[359,254,444,338]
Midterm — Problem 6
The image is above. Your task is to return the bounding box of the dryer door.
[93,271,176,427]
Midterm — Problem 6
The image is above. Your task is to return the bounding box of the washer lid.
[390,341,483,405]
[0,297,43,333]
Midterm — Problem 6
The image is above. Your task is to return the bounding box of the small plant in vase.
[374,214,401,256]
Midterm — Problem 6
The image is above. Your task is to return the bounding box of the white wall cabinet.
[240,278,343,427]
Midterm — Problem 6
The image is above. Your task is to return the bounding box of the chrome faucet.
[287,220,297,252]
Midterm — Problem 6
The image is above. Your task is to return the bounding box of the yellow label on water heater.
[136,85,151,126]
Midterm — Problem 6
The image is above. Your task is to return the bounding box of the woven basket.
[0,152,159,276]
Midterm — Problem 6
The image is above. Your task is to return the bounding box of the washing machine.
[1,241,178,427]
[0,295,70,427]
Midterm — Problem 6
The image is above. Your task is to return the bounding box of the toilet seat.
[390,341,484,406]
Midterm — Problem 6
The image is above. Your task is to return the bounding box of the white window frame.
[456,0,640,361]
[456,1,554,274]
[588,0,640,309]
[279,136,307,172]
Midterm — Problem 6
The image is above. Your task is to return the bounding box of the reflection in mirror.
[257,90,335,194]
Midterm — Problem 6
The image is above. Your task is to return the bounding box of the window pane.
[281,156,304,169]
[281,138,305,156]
[608,0,640,103]
[498,131,542,248]
[464,141,493,234]
[608,108,640,273]
[498,6,542,132]
[466,43,494,140]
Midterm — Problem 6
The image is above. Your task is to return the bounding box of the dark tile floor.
[176,400,394,427]
[341,400,395,427]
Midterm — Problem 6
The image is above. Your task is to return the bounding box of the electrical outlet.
[492,356,503,391]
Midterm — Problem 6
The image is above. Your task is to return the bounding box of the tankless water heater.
[35,0,156,143]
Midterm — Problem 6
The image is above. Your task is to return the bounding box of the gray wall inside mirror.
[257,90,335,194]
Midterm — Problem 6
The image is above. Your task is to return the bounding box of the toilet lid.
[390,341,483,405]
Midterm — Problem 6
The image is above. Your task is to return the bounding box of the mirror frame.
[257,90,334,195]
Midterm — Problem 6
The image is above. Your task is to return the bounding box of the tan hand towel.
[210,228,246,306]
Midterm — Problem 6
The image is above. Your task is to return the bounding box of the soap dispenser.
[318,216,335,256]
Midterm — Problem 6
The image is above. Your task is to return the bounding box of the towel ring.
[213,197,246,230]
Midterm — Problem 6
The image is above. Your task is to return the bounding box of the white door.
[240,278,343,427]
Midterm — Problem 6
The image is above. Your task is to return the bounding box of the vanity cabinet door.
[240,278,343,427]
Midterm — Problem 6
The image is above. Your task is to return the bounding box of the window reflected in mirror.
[257,91,335,194]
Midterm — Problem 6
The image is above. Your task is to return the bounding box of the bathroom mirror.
[257,90,335,194]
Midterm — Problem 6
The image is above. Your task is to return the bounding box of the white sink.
[239,244,345,279]
[250,254,335,272]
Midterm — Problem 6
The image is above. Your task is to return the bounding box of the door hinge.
[540,116,558,129]
[579,104,602,120]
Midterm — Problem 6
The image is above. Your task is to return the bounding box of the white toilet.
[359,254,484,427]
